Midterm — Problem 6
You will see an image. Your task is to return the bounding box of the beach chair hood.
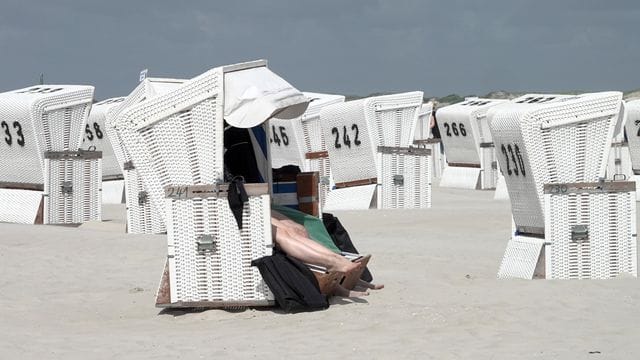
[224,66,309,128]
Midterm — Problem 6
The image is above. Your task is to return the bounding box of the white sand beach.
[1,186,639,359]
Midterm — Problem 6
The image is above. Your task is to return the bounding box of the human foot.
[340,255,371,290]
[333,284,369,298]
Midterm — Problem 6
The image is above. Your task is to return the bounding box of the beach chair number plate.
[1,121,25,147]
[442,122,467,137]
[331,124,361,149]
[270,125,289,147]
[499,143,526,177]
[83,122,104,142]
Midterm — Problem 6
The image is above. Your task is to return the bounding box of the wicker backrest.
[319,92,423,184]
[105,78,186,177]
[488,92,623,232]
[0,85,94,185]
[435,98,507,166]
[82,97,125,179]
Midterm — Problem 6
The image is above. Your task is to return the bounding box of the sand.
[1,186,639,359]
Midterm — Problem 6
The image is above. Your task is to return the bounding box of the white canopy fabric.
[224,66,309,128]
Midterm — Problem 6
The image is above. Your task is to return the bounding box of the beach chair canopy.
[224,65,309,128]
[0,85,94,185]
[435,98,507,166]
[488,91,623,233]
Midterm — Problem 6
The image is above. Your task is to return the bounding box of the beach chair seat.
[320,92,430,210]
[0,85,100,224]
[491,92,636,279]
[105,78,186,234]
[436,98,507,189]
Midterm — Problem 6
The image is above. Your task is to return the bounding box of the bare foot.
[333,284,369,297]
[356,279,384,290]
[329,255,360,274]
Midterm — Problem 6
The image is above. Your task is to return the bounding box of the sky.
[1,0,639,100]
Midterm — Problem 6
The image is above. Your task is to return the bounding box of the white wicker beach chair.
[491,92,636,279]
[105,78,185,234]
[112,60,309,307]
[0,85,101,224]
[82,97,126,204]
[319,92,431,210]
[270,92,345,210]
[436,98,507,189]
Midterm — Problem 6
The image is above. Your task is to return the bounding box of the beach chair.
[111,60,309,308]
[436,98,508,189]
[0,85,101,224]
[623,99,640,199]
[82,97,126,204]
[319,92,432,210]
[270,92,345,212]
[105,78,185,234]
[492,92,636,279]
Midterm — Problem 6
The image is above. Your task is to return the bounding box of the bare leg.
[271,217,340,257]
[272,226,358,274]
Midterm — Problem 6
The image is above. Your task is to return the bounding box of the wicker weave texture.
[324,184,377,210]
[0,189,43,223]
[82,97,125,179]
[124,169,166,234]
[625,100,640,171]
[545,190,637,279]
[320,92,422,184]
[489,92,623,230]
[43,157,102,224]
[436,98,507,166]
[113,70,224,225]
[0,85,94,185]
[105,78,185,233]
[378,152,431,209]
[480,146,498,189]
[497,235,545,279]
[605,145,633,180]
[167,194,273,303]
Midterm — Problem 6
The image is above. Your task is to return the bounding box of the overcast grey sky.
[1,0,639,100]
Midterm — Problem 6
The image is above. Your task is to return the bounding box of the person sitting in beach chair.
[270,207,383,297]
[225,125,383,297]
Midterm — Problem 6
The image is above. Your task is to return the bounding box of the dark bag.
[322,212,373,282]
[251,250,329,313]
